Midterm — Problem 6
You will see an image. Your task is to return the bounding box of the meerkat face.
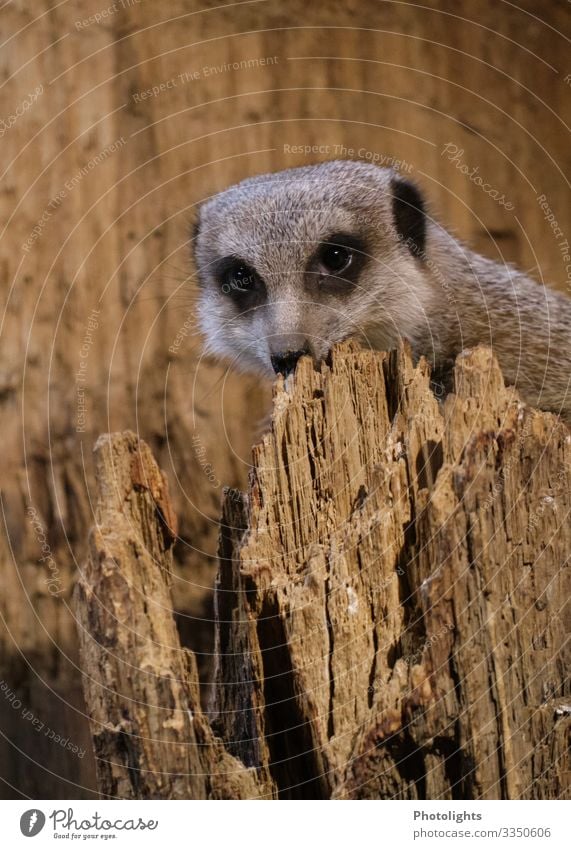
[193,160,431,377]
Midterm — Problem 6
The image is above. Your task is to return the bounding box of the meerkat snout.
[193,159,571,421]
[270,346,309,377]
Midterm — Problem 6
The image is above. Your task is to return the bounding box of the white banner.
[1,799,568,848]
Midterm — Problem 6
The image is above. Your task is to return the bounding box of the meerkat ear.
[391,176,426,257]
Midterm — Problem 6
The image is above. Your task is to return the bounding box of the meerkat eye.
[310,234,367,293]
[318,243,353,275]
[221,262,255,292]
[217,261,259,294]
[214,257,266,307]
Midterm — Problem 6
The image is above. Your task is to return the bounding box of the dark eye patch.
[214,256,267,309]
[308,233,368,294]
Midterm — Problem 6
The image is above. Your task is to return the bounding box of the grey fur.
[194,160,571,421]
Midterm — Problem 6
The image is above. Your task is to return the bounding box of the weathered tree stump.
[75,343,571,799]
[75,433,272,799]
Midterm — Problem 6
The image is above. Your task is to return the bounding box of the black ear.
[391,176,426,258]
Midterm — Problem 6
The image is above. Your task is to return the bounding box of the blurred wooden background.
[1,0,569,798]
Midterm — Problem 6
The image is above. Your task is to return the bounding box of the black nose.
[270,349,308,376]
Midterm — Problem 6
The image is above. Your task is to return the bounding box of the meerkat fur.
[193,160,571,421]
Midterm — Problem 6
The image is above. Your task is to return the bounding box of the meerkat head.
[193,160,433,377]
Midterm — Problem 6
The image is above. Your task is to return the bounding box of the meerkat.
[193,160,571,421]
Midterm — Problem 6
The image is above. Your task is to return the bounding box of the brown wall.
[1,0,570,798]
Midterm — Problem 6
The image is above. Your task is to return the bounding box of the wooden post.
[76,344,571,799]
[75,432,272,799]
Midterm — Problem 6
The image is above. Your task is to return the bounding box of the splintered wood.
[75,432,271,799]
[77,344,571,799]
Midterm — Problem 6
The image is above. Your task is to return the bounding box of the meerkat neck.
[421,223,571,419]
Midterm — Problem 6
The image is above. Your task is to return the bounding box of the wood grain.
[77,344,569,799]
[1,0,570,796]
